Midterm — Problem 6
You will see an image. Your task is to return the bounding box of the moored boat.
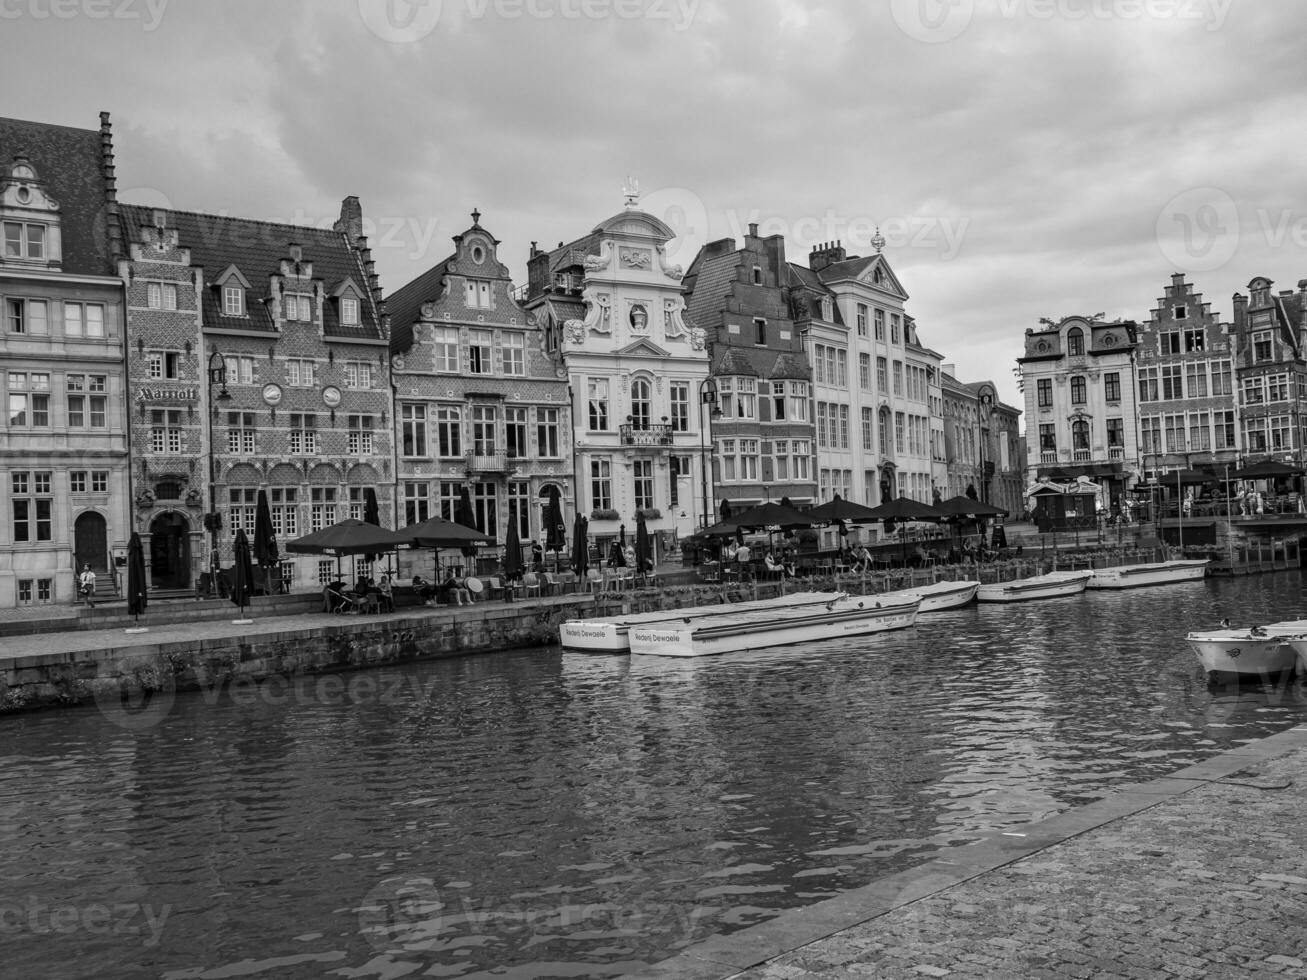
[877,579,979,612]
[626,595,920,658]
[560,591,842,652]
[1086,559,1209,589]
[1186,619,1307,680]
[975,570,1093,603]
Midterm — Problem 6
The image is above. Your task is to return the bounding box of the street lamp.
[698,378,722,529]
[206,349,232,596]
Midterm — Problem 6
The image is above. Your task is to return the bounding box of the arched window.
[1067,327,1084,356]
[630,378,652,430]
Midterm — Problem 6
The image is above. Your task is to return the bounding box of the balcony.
[619,423,674,448]
[465,452,510,475]
[1072,450,1091,462]
[1040,451,1058,464]
[1108,447,1125,461]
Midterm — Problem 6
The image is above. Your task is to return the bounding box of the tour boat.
[1086,559,1209,589]
[876,579,980,612]
[626,595,920,659]
[1186,619,1307,681]
[975,570,1093,603]
[559,591,842,653]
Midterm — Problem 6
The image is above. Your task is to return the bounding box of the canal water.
[3,573,1307,980]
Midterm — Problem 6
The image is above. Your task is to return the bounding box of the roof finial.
[471,207,481,227]
[870,226,886,253]
[622,176,640,210]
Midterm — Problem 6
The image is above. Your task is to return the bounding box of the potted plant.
[591,508,620,521]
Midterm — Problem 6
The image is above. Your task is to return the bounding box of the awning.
[1035,462,1124,480]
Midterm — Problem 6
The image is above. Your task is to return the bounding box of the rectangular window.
[834,349,847,387]
[862,407,874,450]
[1214,410,1235,449]
[874,308,885,341]
[464,280,491,309]
[895,412,905,453]
[284,294,312,322]
[286,359,314,387]
[1253,331,1273,361]
[270,487,298,537]
[1164,413,1186,453]
[508,481,530,541]
[590,457,612,511]
[6,297,47,334]
[739,439,760,481]
[222,356,254,385]
[1212,360,1232,396]
[1138,367,1158,402]
[1106,418,1124,447]
[892,361,903,395]
[506,407,528,458]
[876,357,887,390]
[289,413,317,455]
[536,407,560,457]
[633,459,655,510]
[669,382,689,432]
[773,439,790,481]
[436,482,460,522]
[789,381,809,421]
[471,405,497,455]
[734,377,756,420]
[812,346,826,386]
[815,402,828,448]
[1184,328,1204,352]
[228,487,257,536]
[432,406,461,457]
[1184,362,1207,398]
[890,314,901,344]
[149,408,184,453]
[1139,417,1161,454]
[11,471,52,542]
[1039,423,1056,451]
[310,487,337,532]
[223,285,245,316]
[1037,378,1052,408]
[588,378,609,430]
[4,221,46,260]
[468,329,493,374]
[1190,412,1211,452]
[148,350,182,380]
[404,482,430,525]
[720,439,736,481]
[859,353,871,390]
[753,318,766,345]
[472,482,498,538]
[347,414,375,455]
[503,332,526,376]
[1241,376,1263,406]
[226,411,256,454]
[401,404,427,457]
[343,362,373,389]
[838,405,849,449]
[1104,372,1121,402]
[340,296,360,326]
[70,471,87,493]
[432,326,459,372]
[63,302,104,337]
[1161,364,1183,400]
[856,303,867,337]
[1070,376,1086,404]
[1160,331,1181,355]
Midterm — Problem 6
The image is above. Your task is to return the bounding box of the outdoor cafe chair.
[521,572,543,598]
[585,568,604,593]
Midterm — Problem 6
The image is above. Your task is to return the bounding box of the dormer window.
[223,285,245,316]
[820,297,833,321]
[285,294,312,322]
[1067,327,1084,356]
[340,296,360,326]
[4,222,45,261]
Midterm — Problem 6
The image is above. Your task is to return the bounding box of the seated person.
[851,543,873,572]
[411,574,436,601]
[763,548,783,577]
[435,569,472,606]
[915,544,934,566]
[376,574,394,612]
[781,548,797,578]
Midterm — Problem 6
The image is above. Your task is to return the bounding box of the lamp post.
[206,349,232,596]
[698,378,721,530]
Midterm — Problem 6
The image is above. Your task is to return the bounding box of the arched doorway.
[149,511,192,590]
[74,511,108,571]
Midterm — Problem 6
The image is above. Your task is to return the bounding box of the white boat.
[1186,619,1307,680]
[975,570,1093,603]
[877,579,979,612]
[626,595,921,658]
[1086,559,1209,589]
[559,591,842,652]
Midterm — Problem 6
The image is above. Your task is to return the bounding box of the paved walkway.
[622,725,1307,979]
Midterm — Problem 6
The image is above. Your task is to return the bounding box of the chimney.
[764,234,786,279]
[99,110,124,264]
[1232,291,1247,327]
[333,196,363,243]
[809,240,846,273]
[747,222,759,238]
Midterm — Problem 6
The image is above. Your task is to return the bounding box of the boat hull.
[560,591,839,652]
[879,580,979,612]
[628,597,920,658]
[976,572,1092,603]
[1086,560,1209,589]
[1186,630,1301,679]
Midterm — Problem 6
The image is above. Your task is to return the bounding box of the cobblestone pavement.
[622,726,1307,980]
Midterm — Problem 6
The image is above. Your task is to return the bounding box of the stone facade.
[682,224,816,525]
[0,113,130,609]
[387,212,573,576]
[118,199,393,594]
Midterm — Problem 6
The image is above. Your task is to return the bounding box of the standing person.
[531,540,544,572]
[734,539,751,580]
[77,563,97,607]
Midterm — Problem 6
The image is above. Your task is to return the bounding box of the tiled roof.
[815,254,876,282]
[1272,294,1303,355]
[714,347,760,376]
[783,262,825,291]
[686,251,737,329]
[387,257,451,353]
[0,115,114,277]
[120,204,383,342]
[711,346,812,382]
[769,351,811,380]
[543,233,601,272]
[540,296,586,325]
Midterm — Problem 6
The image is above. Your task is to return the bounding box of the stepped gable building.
[524,184,710,560]
[387,210,572,572]
[682,223,816,520]
[118,197,392,594]
[1017,314,1138,516]
[1136,273,1238,480]
[0,112,129,609]
[1230,276,1306,470]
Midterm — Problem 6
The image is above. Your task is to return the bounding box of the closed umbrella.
[719,499,732,521]
[504,509,525,582]
[126,531,147,623]
[571,513,589,576]
[231,528,255,615]
[544,485,566,567]
[362,485,381,567]
[253,489,278,594]
[455,486,480,560]
[635,511,652,577]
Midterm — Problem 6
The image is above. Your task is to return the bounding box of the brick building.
[118,198,392,593]
[386,211,572,574]
[0,113,129,608]
[1230,276,1305,470]
[682,224,816,523]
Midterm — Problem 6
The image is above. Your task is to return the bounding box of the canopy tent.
[1234,459,1302,480]
[806,494,882,524]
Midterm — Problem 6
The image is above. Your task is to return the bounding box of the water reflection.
[1,573,1306,979]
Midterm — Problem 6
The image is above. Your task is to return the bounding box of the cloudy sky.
[2,0,1301,415]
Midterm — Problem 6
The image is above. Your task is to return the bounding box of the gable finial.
[471,208,481,227]
[622,176,640,210]
[870,226,886,253]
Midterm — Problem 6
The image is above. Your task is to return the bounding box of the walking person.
[77,563,97,607]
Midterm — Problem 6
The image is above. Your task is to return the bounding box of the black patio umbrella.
[635,511,652,575]
[698,519,740,537]
[253,489,278,593]
[719,499,732,521]
[286,519,410,556]
[807,493,882,524]
[544,485,567,560]
[400,514,491,582]
[933,495,1008,518]
[863,495,947,566]
[231,527,255,615]
[571,513,589,576]
[455,486,480,558]
[1167,468,1211,485]
[729,501,815,532]
[126,530,147,623]
[965,483,978,500]
[1234,460,1301,480]
[504,509,525,582]
[363,486,380,525]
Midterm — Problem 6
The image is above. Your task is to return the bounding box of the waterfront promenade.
[621,725,1307,979]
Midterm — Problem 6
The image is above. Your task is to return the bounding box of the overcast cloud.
[3,0,1304,413]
